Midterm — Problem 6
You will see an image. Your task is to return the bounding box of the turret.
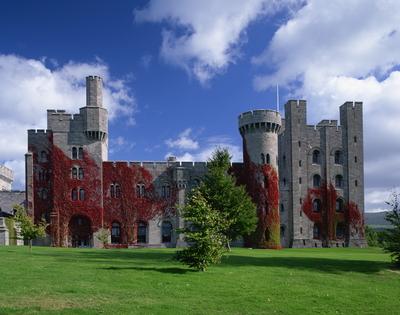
[86,76,103,107]
[239,109,282,248]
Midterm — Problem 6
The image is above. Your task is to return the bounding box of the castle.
[26,76,366,248]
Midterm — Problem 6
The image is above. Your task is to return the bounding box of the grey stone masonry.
[0,165,13,191]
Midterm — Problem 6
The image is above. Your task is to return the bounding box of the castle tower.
[0,164,13,191]
[239,109,282,248]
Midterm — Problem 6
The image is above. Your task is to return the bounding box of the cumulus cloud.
[0,54,136,189]
[253,0,400,212]
[109,136,136,155]
[135,0,301,84]
[165,131,242,162]
[165,128,199,150]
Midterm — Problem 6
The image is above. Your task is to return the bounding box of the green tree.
[14,204,47,251]
[96,228,110,248]
[365,225,379,247]
[383,192,400,267]
[200,148,257,250]
[176,188,227,271]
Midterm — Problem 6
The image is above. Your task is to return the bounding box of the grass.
[0,246,399,314]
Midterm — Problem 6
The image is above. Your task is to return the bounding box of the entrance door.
[69,215,92,247]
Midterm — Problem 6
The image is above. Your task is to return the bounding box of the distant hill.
[365,211,391,228]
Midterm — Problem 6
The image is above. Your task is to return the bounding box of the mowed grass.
[0,246,399,315]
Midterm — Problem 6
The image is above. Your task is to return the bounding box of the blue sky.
[0,0,399,212]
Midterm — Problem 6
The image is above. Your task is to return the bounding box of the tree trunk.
[29,239,32,252]
[227,240,231,252]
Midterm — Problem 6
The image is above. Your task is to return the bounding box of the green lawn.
[0,246,398,314]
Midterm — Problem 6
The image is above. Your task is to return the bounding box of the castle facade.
[26,76,366,248]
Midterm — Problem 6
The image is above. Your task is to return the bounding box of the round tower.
[238,109,282,248]
[86,76,103,107]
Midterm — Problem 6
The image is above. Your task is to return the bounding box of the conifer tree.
[383,192,400,267]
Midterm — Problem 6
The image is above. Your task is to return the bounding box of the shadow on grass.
[34,248,390,275]
[221,254,390,274]
[99,266,194,274]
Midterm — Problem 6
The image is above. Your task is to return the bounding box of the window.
[72,147,77,159]
[78,147,84,160]
[313,174,321,187]
[298,141,301,147]
[336,198,344,212]
[300,227,303,234]
[280,204,284,212]
[300,198,303,204]
[266,154,270,164]
[71,188,78,201]
[312,150,321,164]
[162,185,171,198]
[78,168,84,180]
[137,222,147,243]
[280,225,285,237]
[313,224,320,239]
[72,167,78,179]
[111,222,121,244]
[136,184,145,197]
[354,136,357,143]
[299,160,302,167]
[354,156,358,163]
[299,177,302,184]
[261,153,265,164]
[355,180,358,187]
[79,189,85,201]
[282,155,286,167]
[40,151,47,162]
[336,223,345,239]
[110,184,115,198]
[334,150,342,164]
[40,189,48,200]
[335,175,343,188]
[115,184,121,198]
[313,199,322,212]
[282,178,286,186]
[300,210,303,217]
[161,221,173,243]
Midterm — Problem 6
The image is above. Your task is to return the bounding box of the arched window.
[110,184,115,198]
[137,221,147,243]
[313,174,321,187]
[334,150,342,164]
[40,151,47,162]
[261,153,265,164]
[79,189,85,201]
[72,147,78,159]
[72,167,78,179]
[136,184,145,198]
[336,198,344,212]
[313,224,320,239]
[71,188,78,201]
[313,199,322,212]
[266,154,270,164]
[78,147,84,160]
[336,222,345,239]
[115,184,121,198]
[161,221,173,243]
[280,204,284,212]
[335,175,343,188]
[78,168,84,180]
[312,150,321,164]
[111,222,121,244]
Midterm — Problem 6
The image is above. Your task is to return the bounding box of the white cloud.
[253,0,400,212]
[109,136,136,155]
[0,54,136,190]
[165,132,242,162]
[165,128,199,150]
[135,0,301,84]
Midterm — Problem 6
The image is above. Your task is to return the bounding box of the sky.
[0,0,399,213]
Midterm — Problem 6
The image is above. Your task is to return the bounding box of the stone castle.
[26,76,366,248]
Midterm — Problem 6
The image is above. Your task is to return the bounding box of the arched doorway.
[69,215,92,247]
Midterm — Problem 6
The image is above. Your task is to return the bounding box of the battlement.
[86,75,103,107]
[103,161,209,169]
[239,109,281,135]
[317,119,338,127]
[341,101,363,110]
[27,129,51,135]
